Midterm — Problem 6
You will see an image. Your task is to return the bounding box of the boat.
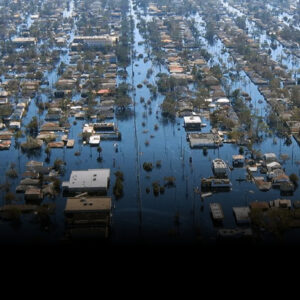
[201,192,213,198]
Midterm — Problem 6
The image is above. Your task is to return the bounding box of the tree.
[113,171,124,199]
[291,86,300,106]
[289,173,299,186]
[161,95,176,118]
[97,146,102,162]
[211,65,223,80]
[115,96,132,110]
[115,83,132,110]
[235,16,246,30]
[26,116,38,136]
[45,146,51,162]
[53,159,65,175]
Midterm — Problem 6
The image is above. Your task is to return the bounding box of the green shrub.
[143,162,153,172]
[152,182,160,196]
[289,173,299,185]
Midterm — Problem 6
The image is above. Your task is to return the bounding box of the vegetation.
[161,95,176,118]
[115,83,132,110]
[21,137,43,151]
[143,162,153,172]
[52,178,61,192]
[97,146,102,162]
[6,163,18,179]
[164,176,176,187]
[250,208,294,239]
[113,171,124,198]
[45,146,51,162]
[26,116,39,137]
[152,182,160,196]
[53,159,65,175]
[289,174,299,186]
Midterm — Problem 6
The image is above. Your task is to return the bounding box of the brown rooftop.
[250,202,269,210]
[65,197,112,213]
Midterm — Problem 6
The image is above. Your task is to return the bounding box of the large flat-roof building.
[65,197,111,222]
[64,196,112,239]
[62,169,110,194]
[12,37,37,46]
[73,35,117,48]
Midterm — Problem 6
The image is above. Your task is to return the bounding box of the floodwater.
[221,0,300,79]
[0,0,300,245]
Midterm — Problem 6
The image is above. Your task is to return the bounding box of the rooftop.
[233,207,251,224]
[212,158,227,169]
[184,116,201,124]
[63,169,110,190]
[264,153,277,159]
[12,37,37,43]
[250,202,269,210]
[65,197,112,213]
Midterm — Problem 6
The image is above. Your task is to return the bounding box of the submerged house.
[25,188,43,202]
[266,168,285,180]
[12,37,37,46]
[184,115,201,131]
[272,173,290,186]
[233,207,251,225]
[263,153,277,164]
[73,35,117,49]
[266,161,281,172]
[270,199,292,209]
[210,203,224,222]
[212,158,228,177]
[232,155,245,166]
[188,132,222,148]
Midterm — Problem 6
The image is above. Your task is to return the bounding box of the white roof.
[266,161,281,168]
[264,153,277,159]
[83,125,94,133]
[12,37,36,42]
[216,98,230,104]
[89,135,101,144]
[65,169,110,190]
[248,166,257,172]
[213,158,227,169]
[184,116,201,124]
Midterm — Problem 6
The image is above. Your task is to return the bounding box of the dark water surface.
[0,0,300,246]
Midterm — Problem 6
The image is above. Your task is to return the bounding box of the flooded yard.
[0,0,300,246]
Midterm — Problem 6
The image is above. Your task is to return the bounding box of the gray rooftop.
[63,169,110,190]
[233,207,251,224]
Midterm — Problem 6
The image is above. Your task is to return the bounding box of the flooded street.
[0,0,300,246]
